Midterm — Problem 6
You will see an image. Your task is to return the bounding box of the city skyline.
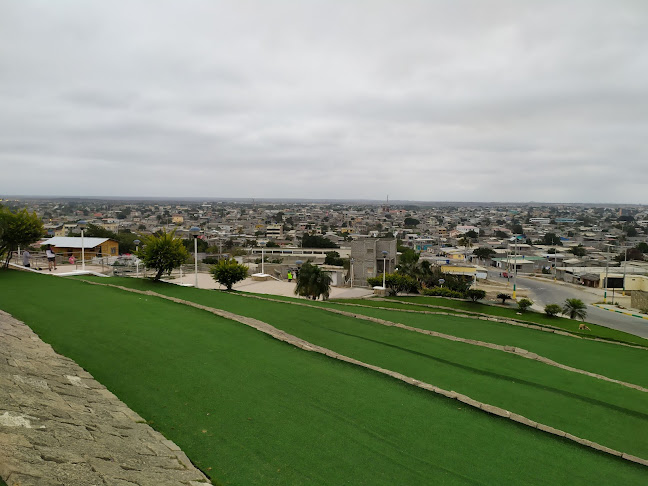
[2,1,647,203]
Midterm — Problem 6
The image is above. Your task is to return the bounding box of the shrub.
[517,298,533,312]
[496,293,511,305]
[420,287,465,298]
[367,273,419,296]
[466,289,486,302]
[544,304,562,317]
[210,258,248,290]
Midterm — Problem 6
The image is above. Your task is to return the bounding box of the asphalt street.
[487,271,648,339]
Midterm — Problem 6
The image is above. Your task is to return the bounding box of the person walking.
[22,249,31,268]
[46,246,57,271]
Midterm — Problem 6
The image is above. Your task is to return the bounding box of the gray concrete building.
[350,239,397,287]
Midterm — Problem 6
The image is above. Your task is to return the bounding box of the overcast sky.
[1,1,647,203]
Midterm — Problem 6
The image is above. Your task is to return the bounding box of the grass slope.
[386,296,648,345]
[2,272,646,484]
[291,300,648,388]
[70,275,648,459]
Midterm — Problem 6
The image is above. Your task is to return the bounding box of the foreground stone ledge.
[0,310,211,485]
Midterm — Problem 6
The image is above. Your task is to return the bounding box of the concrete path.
[0,310,210,486]
[171,272,375,299]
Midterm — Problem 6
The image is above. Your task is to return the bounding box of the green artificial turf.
[384,296,648,346]
[286,300,648,389]
[1,270,647,485]
[66,275,648,459]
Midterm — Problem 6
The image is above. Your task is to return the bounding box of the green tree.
[473,247,495,260]
[295,263,332,300]
[466,289,486,302]
[0,207,44,268]
[465,229,479,239]
[562,298,588,320]
[84,223,139,254]
[517,298,533,312]
[210,258,248,290]
[497,293,511,305]
[542,233,563,246]
[569,245,587,257]
[302,234,339,249]
[544,304,562,317]
[182,238,209,253]
[397,248,420,276]
[137,229,189,281]
[614,248,644,262]
[404,217,420,227]
[324,251,344,266]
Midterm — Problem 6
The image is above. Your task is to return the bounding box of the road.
[488,271,648,339]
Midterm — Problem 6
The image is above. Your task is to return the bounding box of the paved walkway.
[0,310,211,486]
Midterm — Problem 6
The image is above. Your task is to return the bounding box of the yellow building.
[42,237,119,259]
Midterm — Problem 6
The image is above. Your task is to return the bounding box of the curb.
[593,304,648,321]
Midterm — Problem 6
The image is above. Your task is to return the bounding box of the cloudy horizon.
[1,1,647,203]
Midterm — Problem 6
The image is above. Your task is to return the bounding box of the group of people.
[20,245,75,272]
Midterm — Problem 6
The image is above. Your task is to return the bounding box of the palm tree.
[295,262,332,300]
[459,236,473,262]
[562,298,588,320]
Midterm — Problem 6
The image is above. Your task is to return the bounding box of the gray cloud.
[1,0,647,202]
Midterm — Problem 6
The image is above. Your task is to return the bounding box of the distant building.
[529,218,551,225]
[455,225,479,234]
[266,224,283,239]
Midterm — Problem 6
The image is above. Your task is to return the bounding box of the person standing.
[46,246,57,271]
[22,249,31,268]
[287,271,293,282]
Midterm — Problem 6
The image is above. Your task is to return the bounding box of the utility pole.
[604,244,610,303]
[622,247,628,296]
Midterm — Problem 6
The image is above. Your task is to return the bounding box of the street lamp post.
[190,227,201,288]
[350,257,354,288]
[260,241,266,275]
[512,236,518,299]
[78,220,87,271]
[134,239,140,278]
[382,250,388,289]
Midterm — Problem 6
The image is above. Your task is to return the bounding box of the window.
[110,247,116,255]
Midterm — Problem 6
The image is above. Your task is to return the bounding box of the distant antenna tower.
[383,195,390,213]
